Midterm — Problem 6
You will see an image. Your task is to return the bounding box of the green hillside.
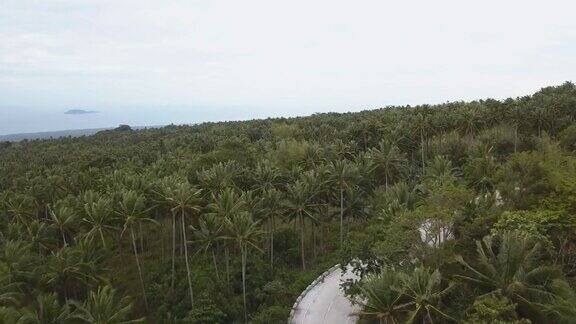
[1,82,576,323]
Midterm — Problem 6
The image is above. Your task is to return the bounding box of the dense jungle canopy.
[1,82,576,323]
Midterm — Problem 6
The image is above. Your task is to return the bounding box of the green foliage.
[455,232,561,320]
[559,124,576,152]
[1,83,576,322]
[465,293,528,324]
[182,299,227,324]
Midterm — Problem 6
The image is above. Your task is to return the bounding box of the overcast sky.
[1,0,575,134]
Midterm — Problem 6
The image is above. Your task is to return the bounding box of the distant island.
[64,109,98,115]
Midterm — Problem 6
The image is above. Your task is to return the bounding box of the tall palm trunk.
[421,130,425,171]
[130,226,149,311]
[99,229,107,250]
[340,187,344,248]
[181,211,194,307]
[312,222,317,261]
[171,211,176,289]
[139,222,144,251]
[225,247,230,285]
[385,171,389,188]
[211,248,220,280]
[241,245,248,323]
[60,228,68,247]
[300,211,306,270]
[270,215,275,272]
[514,125,518,153]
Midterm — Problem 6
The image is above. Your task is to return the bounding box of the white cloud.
[1,0,575,133]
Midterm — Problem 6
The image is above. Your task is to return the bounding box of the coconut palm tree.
[367,141,407,188]
[48,203,78,247]
[207,188,246,283]
[412,112,432,171]
[397,266,456,323]
[284,180,318,270]
[191,214,224,280]
[327,160,360,248]
[81,196,117,250]
[197,161,239,194]
[455,232,561,316]
[5,193,36,228]
[116,190,157,312]
[18,292,72,324]
[42,246,98,302]
[223,212,263,322]
[0,275,22,306]
[252,159,282,193]
[356,267,405,324]
[259,188,283,271]
[71,285,144,323]
[25,219,54,254]
[544,279,576,323]
[0,240,37,285]
[164,182,202,307]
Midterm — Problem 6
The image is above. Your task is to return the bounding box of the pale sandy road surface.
[290,265,361,324]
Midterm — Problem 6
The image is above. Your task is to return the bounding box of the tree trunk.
[270,215,274,272]
[300,212,306,270]
[161,222,165,262]
[139,222,144,252]
[171,211,176,289]
[60,229,68,247]
[385,172,389,188]
[241,245,248,323]
[340,188,344,248]
[514,125,518,153]
[99,229,107,250]
[181,212,194,308]
[312,222,317,261]
[212,248,220,280]
[130,226,149,311]
[225,247,230,285]
[421,130,425,172]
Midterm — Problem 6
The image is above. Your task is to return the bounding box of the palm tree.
[0,275,22,307]
[423,155,457,187]
[223,212,263,322]
[259,188,283,271]
[160,182,202,307]
[48,203,78,247]
[455,232,561,316]
[18,293,72,324]
[81,196,117,250]
[191,214,224,280]
[5,193,36,228]
[71,285,144,323]
[357,266,455,323]
[284,181,318,270]
[0,240,36,285]
[25,219,54,254]
[43,246,98,302]
[327,160,359,248]
[116,190,157,312]
[544,279,576,323]
[413,112,432,171]
[367,141,407,188]
[197,161,238,194]
[252,160,282,192]
[207,188,246,283]
[456,106,483,139]
[396,266,456,323]
[505,103,526,153]
[356,267,405,324]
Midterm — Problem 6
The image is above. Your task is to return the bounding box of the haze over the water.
[1,0,576,135]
